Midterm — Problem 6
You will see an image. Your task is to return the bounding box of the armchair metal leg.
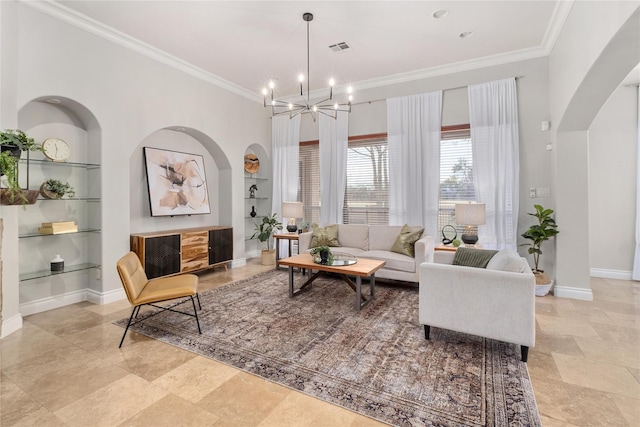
[521,345,529,363]
[424,325,430,340]
[191,295,202,334]
[196,293,202,310]
[119,305,140,348]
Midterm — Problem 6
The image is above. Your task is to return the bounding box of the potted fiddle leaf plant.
[0,129,42,205]
[520,204,559,296]
[251,213,283,265]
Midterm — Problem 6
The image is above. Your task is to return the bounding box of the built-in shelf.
[19,229,101,239]
[19,263,101,282]
[37,197,101,202]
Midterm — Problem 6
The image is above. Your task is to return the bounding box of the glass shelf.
[244,175,268,181]
[21,159,100,169]
[20,263,100,282]
[245,197,268,200]
[19,228,101,238]
[37,197,101,202]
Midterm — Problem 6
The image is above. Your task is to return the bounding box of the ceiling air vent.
[329,42,351,52]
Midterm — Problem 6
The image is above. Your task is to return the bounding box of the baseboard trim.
[230,258,247,269]
[1,313,23,338]
[590,268,633,280]
[86,288,126,305]
[553,285,594,301]
[20,289,88,316]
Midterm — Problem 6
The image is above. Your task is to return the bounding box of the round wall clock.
[42,138,71,162]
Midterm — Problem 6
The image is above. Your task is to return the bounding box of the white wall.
[300,57,555,271]
[1,2,271,330]
[589,85,638,277]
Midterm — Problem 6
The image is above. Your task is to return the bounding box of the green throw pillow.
[309,224,340,248]
[452,247,498,268]
[390,224,424,257]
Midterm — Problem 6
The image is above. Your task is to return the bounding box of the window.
[439,125,474,233]
[299,135,389,225]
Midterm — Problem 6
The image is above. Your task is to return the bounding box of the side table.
[274,233,299,270]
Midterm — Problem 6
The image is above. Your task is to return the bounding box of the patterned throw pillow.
[309,224,340,248]
[390,224,424,257]
[452,247,498,268]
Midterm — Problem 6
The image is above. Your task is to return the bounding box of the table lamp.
[455,202,486,245]
[282,202,304,233]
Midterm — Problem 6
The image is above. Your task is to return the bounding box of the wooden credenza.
[131,226,233,279]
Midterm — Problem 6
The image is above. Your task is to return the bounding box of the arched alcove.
[129,126,232,233]
[16,95,102,313]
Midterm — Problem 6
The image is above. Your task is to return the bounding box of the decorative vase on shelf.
[50,254,64,272]
[250,206,257,217]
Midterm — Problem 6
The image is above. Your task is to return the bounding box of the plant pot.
[39,182,63,199]
[535,280,553,297]
[0,188,38,205]
[261,249,276,266]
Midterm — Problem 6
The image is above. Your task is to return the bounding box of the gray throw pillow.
[452,247,498,268]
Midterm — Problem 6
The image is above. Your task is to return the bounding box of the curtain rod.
[351,75,524,107]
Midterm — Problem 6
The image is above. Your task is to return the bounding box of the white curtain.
[271,115,301,255]
[468,77,520,250]
[319,111,349,225]
[387,91,442,236]
[633,85,640,281]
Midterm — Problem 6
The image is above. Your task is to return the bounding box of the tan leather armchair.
[116,251,201,347]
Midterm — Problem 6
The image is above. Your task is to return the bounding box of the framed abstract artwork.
[143,147,211,217]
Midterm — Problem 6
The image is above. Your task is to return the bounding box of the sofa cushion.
[309,224,339,248]
[337,224,370,250]
[363,250,415,273]
[486,249,528,273]
[369,225,404,250]
[390,224,424,257]
[452,247,498,268]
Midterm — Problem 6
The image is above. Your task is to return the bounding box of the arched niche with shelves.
[244,144,270,258]
[16,96,102,314]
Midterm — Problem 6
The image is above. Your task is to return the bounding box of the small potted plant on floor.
[0,129,42,205]
[251,213,283,265]
[40,179,75,199]
[520,204,559,296]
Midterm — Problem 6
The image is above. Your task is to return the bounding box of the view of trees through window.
[298,126,473,229]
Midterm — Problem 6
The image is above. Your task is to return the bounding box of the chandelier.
[262,12,353,120]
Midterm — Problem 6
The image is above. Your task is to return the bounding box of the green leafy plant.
[0,129,41,152]
[309,245,334,265]
[299,220,312,232]
[41,179,75,199]
[520,204,559,274]
[452,239,461,247]
[0,129,42,204]
[0,151,27,203]
[250,213,282,250]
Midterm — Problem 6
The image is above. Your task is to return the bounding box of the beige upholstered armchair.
[419,249,536,362]
[116,252,201,347]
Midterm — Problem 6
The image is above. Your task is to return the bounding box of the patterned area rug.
[116,270,540,426]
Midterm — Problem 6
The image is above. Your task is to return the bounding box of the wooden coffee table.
[278,253,385,310]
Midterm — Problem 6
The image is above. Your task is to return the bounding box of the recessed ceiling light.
[45,98,62,104]
[459,31,474,39]
[432,9,448,19]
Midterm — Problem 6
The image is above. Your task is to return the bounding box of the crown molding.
[19,0,572,105]
[19,0,262,103]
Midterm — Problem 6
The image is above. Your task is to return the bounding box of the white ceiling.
[49,1,571,101]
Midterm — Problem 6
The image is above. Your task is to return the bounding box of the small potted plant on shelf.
[250,213,283,265]
[40,179,75,199]
[309,245,334,265]
[0,129,42,205]
[520,204,559,296]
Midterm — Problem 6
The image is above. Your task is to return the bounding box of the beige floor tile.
[526,351,563,383]
[538,414,581,427]
[530,332,584,357]
[54,374,168,427]
[532,377,629,426]
[349,415,389,427]
[590,322,640,346]
[535,313,600,338]
[0,323,74,369]
[118,393,220,426]
[610,394,640,427]
[258,391,358,427]
[574,336,640,369]
[25,304,107,337]
[1,373,45,426]
[8,407,66,427]
[197,371,292,426]
[553,353,640,399]
[153,356,240,403]
[84,298,131,315]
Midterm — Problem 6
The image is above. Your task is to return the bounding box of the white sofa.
[419,250,536,362]
[298,224,434,283]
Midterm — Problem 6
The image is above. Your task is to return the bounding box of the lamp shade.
[455,203,486,225]
[282,202,304,219]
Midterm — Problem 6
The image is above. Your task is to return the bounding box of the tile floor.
[1,260,638,426]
